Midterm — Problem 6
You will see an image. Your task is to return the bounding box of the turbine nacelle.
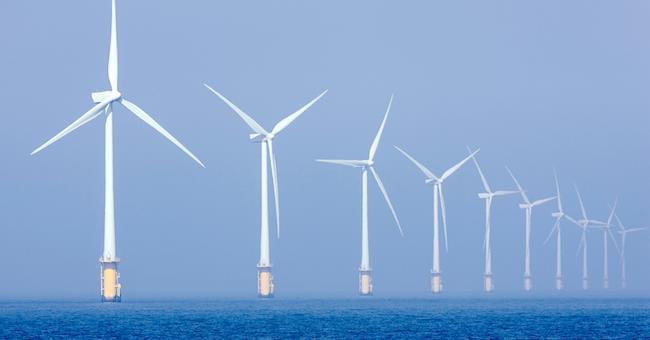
[478,193,491,199]
[551,212,564,218]
[425,178,439,185]
[91,91,122,104]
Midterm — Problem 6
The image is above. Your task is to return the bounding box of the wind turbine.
[204,84,327,298]
[467,151,518,293]
[615,214,646,289]
[30,0,204,303]
[593,201,620,289]
[568,187,603,290]
[507,167,556,291]
[316,95,403,296]
[394,146,479,294]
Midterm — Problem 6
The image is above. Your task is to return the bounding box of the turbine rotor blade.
[31,101,109,155]
[544,218,560,245]
[316,159,367,168]
[607,198,618,226]
[440,149,479,182]
[369,166,403,236]
[608,228,620,255]
[267,140,280,238]
[438,184,449,252]
[564,214,581,226]
[394,146,436,180]
[576,232,586,256]
[493,190,519,197]
[271,90,328,135]
[204,84,268,136]
[467,147,491,193]
[506,166,530,204]
[120,98,205,168]
[532,196,556,207]
[368,95,393,161]
[108,0,118,91]
[614,214,626,232]
[554,169,563,213]
[574,185,588,221]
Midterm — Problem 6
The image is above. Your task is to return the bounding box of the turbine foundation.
[359,269,373,296]
[431,271,442,294]
[257,265,274,298]
[100,258,121,303]
[582,278,589,290]
[555,276,563,290]
[622,280,627,289]
[484,274,494,293]
[524,275,532,291]
[603,279,609,289]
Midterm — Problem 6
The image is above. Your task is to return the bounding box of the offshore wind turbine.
[615,214,646,289]
[317,96,403,296]
[543,171,582,290]
[569,187,603,290]
[31,0,204,303]
[507,167,556,291]
[204,84,327,298]
[594,201,620,289]
[394,146,479,294]
[468,151,518,293]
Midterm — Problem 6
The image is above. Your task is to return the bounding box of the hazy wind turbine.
[394,146,479,294]
[204,84,327,298]
[593,201,620,289]
[30,0,204,303]
[568,187,603,290]
[317,96,403,296]
[542,171,579,290]
[615,214,646,289]
[468,151,518,293]
[507,167,556,291]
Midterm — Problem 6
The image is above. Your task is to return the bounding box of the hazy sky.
[0,1,648,298]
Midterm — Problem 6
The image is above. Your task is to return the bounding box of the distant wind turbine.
[31,0,204,303]
[394,146,479,294]
[204,84,327,298]
[543,170,578,290]
[568,187,603,290]
[507,167,556,291]
[615,214,646,289]
[468,151,518,293]
[592,200,620,289]
[317,95,403,296]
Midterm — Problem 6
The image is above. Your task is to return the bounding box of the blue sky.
[0,0,648,298]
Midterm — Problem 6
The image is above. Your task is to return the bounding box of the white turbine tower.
[317,96,403,296]
[594,201,620,289]
[394,146,479,294]
[204,84,327,298]
[507,167,555,291]
[467,151,518,293]
[569,187,603,290]
[31,0,205,303]
[615,214,646,289]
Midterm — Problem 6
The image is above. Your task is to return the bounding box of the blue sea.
[1,298,648,338]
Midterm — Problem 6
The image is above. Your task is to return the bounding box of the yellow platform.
[100,261,121,302]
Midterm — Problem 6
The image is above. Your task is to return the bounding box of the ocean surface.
[0,298,648,338]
